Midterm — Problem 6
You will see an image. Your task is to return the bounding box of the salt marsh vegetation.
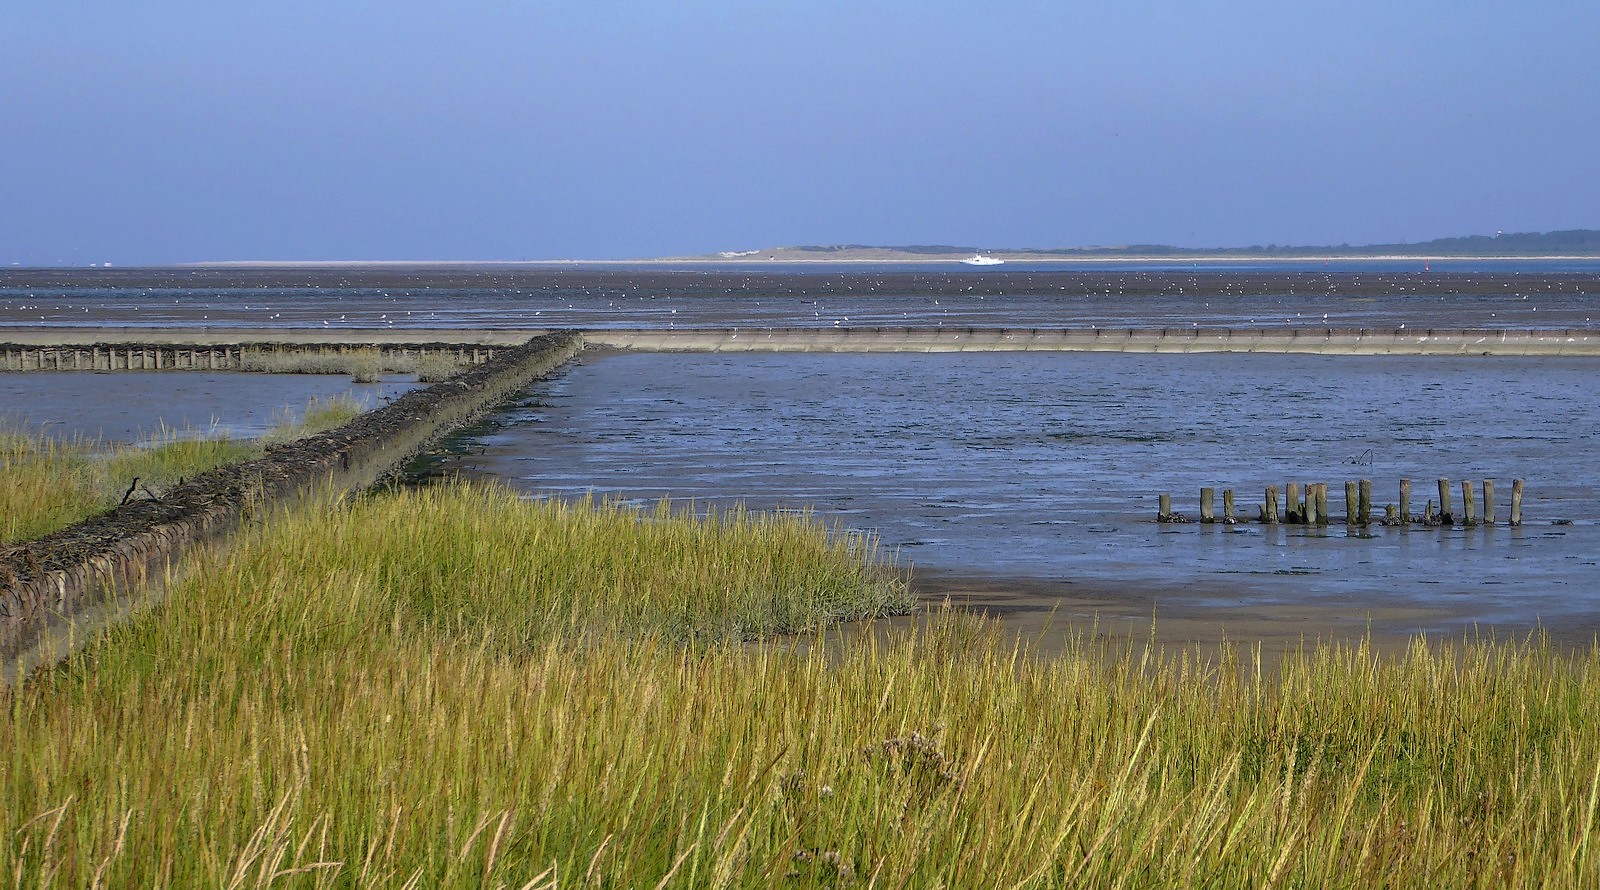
[238,348,468,383]
[3,480,1598,886]
[0,395,363,543]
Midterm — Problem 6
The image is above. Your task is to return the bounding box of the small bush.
[415,353,466,383]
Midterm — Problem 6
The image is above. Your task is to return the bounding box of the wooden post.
[1483,480,1497,525]
[1200,488,1215,524]
[1437,478,1453,525]
[1399,478,1411,523]
[1384,504,1399,524]
[1315,484,1330,525]
[1344,481,1359,525]
[1510,479,1524,527]
[1264,486,1280,523]
[1159,494,1173,523]
[1461,480,1477,526]
[1285,483,1302,524]
[1222,489,1236,524]
[1358,479,1372,526]
[1425,500,1436,524]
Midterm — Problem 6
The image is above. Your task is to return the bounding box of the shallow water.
[4,268,1600,331]
[0,373,417,442]
[456,350,1600,632]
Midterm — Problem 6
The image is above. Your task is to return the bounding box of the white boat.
[960,254,1004,266]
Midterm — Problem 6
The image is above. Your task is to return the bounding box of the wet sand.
[8,267,1600,334]
[907,569,1573,661]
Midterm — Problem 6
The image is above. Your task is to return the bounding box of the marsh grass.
[0,395,364,543]
[3,480,1599,886]
[239,349,470,382]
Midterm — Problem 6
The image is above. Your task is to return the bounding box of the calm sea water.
[456,350,1600,630]
[1,374,416,442]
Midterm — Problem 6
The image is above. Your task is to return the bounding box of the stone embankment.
[586,326,1600,355]
[0,332,582,678]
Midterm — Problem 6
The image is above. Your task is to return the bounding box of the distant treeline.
[797,229,1600,257]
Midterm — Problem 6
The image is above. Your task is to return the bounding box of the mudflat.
[6,265,1600,298]
[908,569,1559,660]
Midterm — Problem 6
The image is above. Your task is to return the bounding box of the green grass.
[239,349,469,383]
[0,395,364,544]
[3,481,1598,886]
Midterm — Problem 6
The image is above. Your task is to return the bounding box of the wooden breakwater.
[587,326,1600,355]
[1158,478,1527,527]
[0,327,548,371]
[3,343,512,372]
[0,332,584,680]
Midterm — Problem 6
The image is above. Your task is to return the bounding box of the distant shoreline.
[181,253,1600,268]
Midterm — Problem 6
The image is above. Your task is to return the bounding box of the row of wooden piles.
[1158,478,1525,527]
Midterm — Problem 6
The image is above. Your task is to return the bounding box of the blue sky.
[3,0,1597,263]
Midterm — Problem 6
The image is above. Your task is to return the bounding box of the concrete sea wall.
[0,332,582,679]
[585,326,1600,355]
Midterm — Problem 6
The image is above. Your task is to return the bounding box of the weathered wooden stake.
[1484,480,1497,525]
[1222,489,1236,524]
[1384,504,1399,524]
[1315,484,1330,525]
[1200,487,1215,524]
[1510,479,1524,526]
[1399,478,1411,523]
[1344,481,1359,525]
[1424,499,1436,524]
[1286,482,1302,524]
[1264,486,1280,523]
[1461,480,1478,526]
[1437,478,1454,526]
[1159,493,1173,523]
[1358,479,1372,526]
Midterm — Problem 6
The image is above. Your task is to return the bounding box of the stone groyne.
[586,326,1600,356]
[0,332,583,679]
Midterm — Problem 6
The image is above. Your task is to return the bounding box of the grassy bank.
[239,349,466,383]
[3,482,1598,886]
[0,396,362,544]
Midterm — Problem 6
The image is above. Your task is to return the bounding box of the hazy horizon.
[5,2,1597,265]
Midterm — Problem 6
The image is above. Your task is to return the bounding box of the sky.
[3,0,1598,264]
